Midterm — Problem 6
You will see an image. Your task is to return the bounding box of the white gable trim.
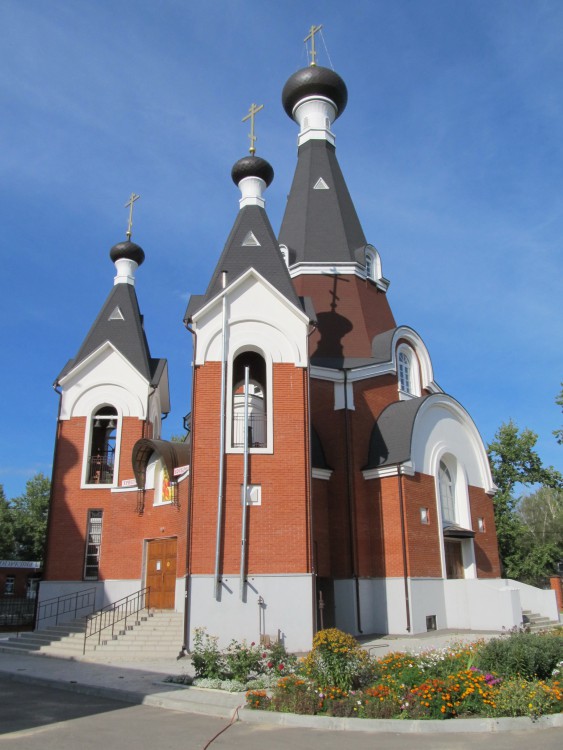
[58,341,149,388]
[191,267,308,327]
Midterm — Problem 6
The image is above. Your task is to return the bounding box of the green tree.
[554,383,563,445]
[0,485,16,559]
[487,420,562,579]
[513,488,563,585]
[11,473,50,561]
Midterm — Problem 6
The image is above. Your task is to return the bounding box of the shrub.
[270,674,321,715]
[302,628,370,691]
[224,639,262,681]
[488,677,563,718]
[191,628,225,679]
[475,631,563,680]
[246,690,271,710]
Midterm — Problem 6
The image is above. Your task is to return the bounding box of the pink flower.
[251,642,255,646]
[267,661,273,669]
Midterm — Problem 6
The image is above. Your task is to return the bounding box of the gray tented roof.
[56,283,165,387]
[365,396,429,469]
[185,204,302,321]
[278,139,367,265]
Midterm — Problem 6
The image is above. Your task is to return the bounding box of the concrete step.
[0,609,185,662]
[522,610,559,632]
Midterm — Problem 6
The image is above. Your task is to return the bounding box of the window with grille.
[84,510,103,580]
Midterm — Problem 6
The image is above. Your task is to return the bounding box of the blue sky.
[1,0,561,500]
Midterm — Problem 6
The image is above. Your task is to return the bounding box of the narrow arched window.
[398,350,412,394]
[439,460,456,524]
[88,406,117,484]
[365,249,374,280]
[232,351,267,448]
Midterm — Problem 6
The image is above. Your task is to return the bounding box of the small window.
[279,244,289,267]
[4,576,15,596]
[84,510,103,580]
[88,407,117,484]
[420,507,430,524]
[478,517,486,533]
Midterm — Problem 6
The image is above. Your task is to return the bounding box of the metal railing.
[36,587,97,627]
[87,450,115,484]
[232,413,267,448]
[0,598,35,630]
[83,587,150,654]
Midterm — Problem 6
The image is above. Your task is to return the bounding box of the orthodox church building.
[42,55,539,652]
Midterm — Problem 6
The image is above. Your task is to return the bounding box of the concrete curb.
[239,705,563,733]
[3,667,561,733]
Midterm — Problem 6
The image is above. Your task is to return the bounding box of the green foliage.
[269,675,320,714]
[488,677,563,718]
[475,631,563,680]
[488,421,563,577]
[224,639,262,682]
[0,486,16,559]
[191,628,224,679]
[302,628,371,691]
[10,473,50,561]
[242,635,563,720]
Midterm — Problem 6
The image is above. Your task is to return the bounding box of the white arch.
[411,394,495,494]
[390,327,436,391]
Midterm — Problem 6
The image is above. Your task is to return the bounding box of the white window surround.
[226,346,273,455]
[433,449,476,579]
[81,404,123,489]
[397,343,421,399]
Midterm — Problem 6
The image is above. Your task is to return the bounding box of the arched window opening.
[438,460,456,524]
[398,350,412,394]
[232,351,267,448]
[88,406,117,484]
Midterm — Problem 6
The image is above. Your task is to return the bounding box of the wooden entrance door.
[445,540,464,579]
[146,538,177,609]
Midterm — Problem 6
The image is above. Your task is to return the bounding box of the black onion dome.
[231,155,274,187]
[282,65,348,119]
[110,240,145,266]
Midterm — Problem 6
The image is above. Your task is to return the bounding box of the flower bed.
[167,626,563,720]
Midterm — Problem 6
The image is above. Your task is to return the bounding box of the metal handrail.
[36,587,97,627]
[83,587,150,654]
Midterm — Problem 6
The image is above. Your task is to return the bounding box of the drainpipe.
[239,366,250,599]
[214,271,228,599]
[180,322,198,656]
[343,369,362,634]
[36,383,64,628]
[397,471,411,632]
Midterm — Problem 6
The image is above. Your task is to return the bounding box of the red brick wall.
[189,362,311,576]
[293,275,396,359]
[469,485,501,577]
[44,417,189,583]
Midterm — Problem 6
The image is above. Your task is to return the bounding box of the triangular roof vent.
[109,306,124,321]
[313,177,330,190]
[242,231,261,247]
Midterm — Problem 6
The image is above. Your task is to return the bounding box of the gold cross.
[242,103,264,155]
[304,24,323,66]
[124,193,140,240]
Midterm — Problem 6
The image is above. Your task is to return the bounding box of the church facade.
[41,59,531,652]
